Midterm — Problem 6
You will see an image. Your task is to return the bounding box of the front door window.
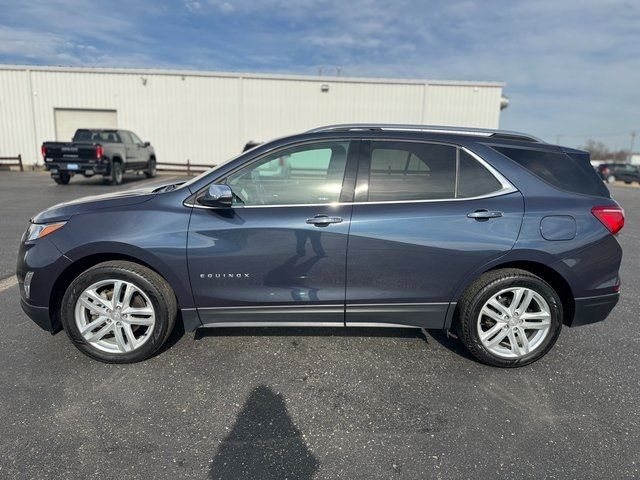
[225,141,350,206]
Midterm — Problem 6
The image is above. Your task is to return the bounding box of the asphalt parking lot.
[0,171,638,479]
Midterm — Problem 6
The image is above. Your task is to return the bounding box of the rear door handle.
[467,209,503,219]
[306,215,343,227]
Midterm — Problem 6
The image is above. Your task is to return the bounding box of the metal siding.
[0,67,503,166]
[424,84,502,128]
[0,69,35,163]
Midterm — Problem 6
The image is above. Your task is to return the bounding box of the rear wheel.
[53,171,71,185]
[61,261,177,363]
[110,161,123,185]
[146,157,156,178]
[456,268,563,367]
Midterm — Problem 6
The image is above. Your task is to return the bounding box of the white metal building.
[0,65,506,167]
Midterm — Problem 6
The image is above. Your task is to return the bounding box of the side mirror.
[197,184,233,208]
[144,141,150,147]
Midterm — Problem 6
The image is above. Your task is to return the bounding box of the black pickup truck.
[41,129,156,185]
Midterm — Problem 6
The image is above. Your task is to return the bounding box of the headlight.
[26,222,66,241]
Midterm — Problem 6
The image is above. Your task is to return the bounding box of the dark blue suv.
[17,125,624,367]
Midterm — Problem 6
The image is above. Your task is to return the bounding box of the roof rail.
[306,124,543,143]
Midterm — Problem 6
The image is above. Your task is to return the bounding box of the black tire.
[53,171,71,185]
[146,157,156,178]
[60,261,177,363]
[455,268,563,368]
[110,161,123,185]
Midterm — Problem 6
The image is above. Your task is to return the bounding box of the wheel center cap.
[113,312,121,321]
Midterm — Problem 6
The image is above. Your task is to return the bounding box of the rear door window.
[492,146,609,197]
[368,142,456,201]
[365,142,505,202]
[457,150,503,198]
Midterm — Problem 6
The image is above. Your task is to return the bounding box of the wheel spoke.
[79,290,110,316]
[521,318,550,330]
[481,306,505,323]
[510,288,524,312]
[80,316,109,335]
[487,299,510,317]
[111,281,125,309]
[485,329,509,348]
[120,283,136,310]
[122,323,138,349]
[113,324,129,352]
[507,329,523,356]
[514,327,530,354]
[122,305,154,316]
[479,322,505,341]
[125,315,154,326]
[517,289,534,314]
[85,322,113,343]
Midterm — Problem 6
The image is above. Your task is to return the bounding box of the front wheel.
[455,269,563,367]
[146,157,156,178]
[60,261,177,363]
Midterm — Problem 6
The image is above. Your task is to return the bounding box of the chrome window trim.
[185,140,517,209]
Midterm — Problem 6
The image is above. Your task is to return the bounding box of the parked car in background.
[18,124,623,367]
[42,129,156,185]
[597,163,640,184]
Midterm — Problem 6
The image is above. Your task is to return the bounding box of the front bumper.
[20,298,58,333]
[570,292,619,326]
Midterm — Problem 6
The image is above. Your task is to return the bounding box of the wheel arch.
[49,251,190,332]
[447,256,576,329]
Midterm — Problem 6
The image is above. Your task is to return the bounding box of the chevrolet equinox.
[17,124,624,367]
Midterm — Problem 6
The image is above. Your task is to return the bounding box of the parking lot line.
[0,275,17,292]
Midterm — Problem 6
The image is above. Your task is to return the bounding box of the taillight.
[591,205,625,234]
[41,145,46,158]
[603,167,610,175]
[96,145,104,160]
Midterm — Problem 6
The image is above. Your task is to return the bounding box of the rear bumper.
[46,162,109,175]
[570,292,619,327]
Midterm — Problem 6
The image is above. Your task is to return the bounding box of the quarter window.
[225,141,350,206]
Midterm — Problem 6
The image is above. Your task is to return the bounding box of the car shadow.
[159,320,477,363]
[209,385,319,479]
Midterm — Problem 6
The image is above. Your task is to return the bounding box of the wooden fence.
[156,160,213,176]
[0,155,23,172]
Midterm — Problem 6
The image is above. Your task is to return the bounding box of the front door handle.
[306,215,343,227]
[467,209,503,219]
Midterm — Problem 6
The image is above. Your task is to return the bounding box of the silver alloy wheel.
[74,279,156,354]
[477,287,551,359]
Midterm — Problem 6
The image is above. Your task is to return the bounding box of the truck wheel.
[110,161,123,185]
[60,261,177,363]
[53,172,71,185]
[146,158,157,178]
[455,268,563,368]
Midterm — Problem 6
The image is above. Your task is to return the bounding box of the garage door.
[54,109,118,141]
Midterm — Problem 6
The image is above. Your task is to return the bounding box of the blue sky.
[1,0,638,148]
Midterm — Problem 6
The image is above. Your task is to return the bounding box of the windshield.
[73,130,120,143]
